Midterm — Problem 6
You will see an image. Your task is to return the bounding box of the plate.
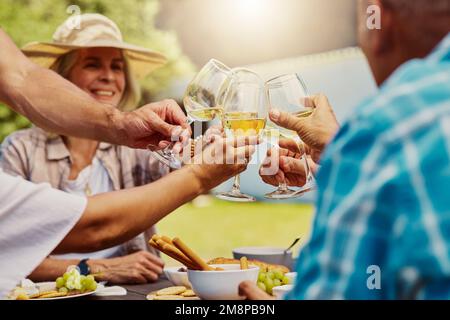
[30,282,102,300]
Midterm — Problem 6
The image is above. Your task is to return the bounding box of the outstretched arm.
[0,29,189,149]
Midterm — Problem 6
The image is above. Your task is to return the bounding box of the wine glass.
[216,73,267,202]
[150,59,231,169]
[264,73,316,199]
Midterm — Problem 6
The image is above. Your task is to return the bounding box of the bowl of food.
[188,264,259,300]
[164,266,192,288]
[232,247,295,270]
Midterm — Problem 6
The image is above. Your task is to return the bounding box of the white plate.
[31,282,102,300]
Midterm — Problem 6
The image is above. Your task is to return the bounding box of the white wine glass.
[216,75,267,202]
[150,59,231,169]
[264,73,316,199]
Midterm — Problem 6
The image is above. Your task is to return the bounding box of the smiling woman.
[51,47,138,111]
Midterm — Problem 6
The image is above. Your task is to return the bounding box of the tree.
[0,0,194,141]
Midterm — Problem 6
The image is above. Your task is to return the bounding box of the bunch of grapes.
[257,269,290,295]
[55,268,97,294]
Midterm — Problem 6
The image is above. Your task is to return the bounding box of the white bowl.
[285,272,297,285]
[272,285,294,300]
[164,267,192,288]
[188,264,259,300]
[232,246,295,270]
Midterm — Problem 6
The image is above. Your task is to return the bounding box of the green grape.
[58,287,68,294]
[282,276,290,285]
[257,282,266,292]
[258,272,266,282]
[273,279,282,287]
[63,272,70,281]
[266,271,275,280]
[86,275,95,282]
[264,277,274,295]
[55,277,65,289]
[273,269,284,280]
[87,281,97,291]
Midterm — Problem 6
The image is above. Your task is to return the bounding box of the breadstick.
[240,257,249,270]
[172,238,214,271]
[155,239,199,270]
[161,236,173,245]
[151,239,199,270]
[151,234,162,243]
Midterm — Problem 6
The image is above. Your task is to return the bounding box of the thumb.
[147,110,181,139]
[269,109,308,135]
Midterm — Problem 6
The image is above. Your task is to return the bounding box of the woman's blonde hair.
[50,49,141,111]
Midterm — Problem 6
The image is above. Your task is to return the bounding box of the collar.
[428,32,450,63]
[46,134,113,161]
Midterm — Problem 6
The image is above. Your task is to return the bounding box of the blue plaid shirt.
[287,33,450,300]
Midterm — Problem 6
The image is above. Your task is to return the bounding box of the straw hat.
[22,13,167,79]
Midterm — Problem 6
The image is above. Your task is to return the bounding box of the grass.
[157,196,314,266]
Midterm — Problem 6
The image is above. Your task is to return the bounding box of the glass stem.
[278,181,289,191]
[232,174,241,192]
[162,117,195,155]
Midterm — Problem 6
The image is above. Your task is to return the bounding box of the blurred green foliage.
[0,0,195,141]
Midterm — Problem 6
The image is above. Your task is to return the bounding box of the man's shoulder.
[353,59,450,133]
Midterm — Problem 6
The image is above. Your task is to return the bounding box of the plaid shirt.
[0,127,169,256]
[287,33,450,300]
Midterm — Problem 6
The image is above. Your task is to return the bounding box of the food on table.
[207,257,290,273]
[256,268,291,295]
[240,256,249,270]
[180,289,196,297]
[157,286,187,296]
[146,286,199,300]
[149,235,221,271]
[55,267,98,294]
[7,268,98,300]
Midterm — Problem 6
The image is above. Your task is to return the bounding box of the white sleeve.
[0,170,87,298]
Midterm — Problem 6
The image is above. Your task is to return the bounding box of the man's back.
[289,33,450,300]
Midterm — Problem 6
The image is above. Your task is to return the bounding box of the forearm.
[28,258,80,282]
[55,165,204,254]
[3,65,126,145]
[0,29,126,145]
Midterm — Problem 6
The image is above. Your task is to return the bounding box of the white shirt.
[0,169,87,298]
[54,157,121,260]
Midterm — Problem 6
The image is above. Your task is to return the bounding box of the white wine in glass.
[216,78,267,203]
[264,73,316,199]
[150,59,231,169]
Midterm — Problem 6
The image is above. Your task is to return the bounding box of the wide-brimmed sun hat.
[22,13,167,79]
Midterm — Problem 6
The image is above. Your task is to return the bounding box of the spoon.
[284,237,301,254]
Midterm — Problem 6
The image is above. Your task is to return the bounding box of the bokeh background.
[0,0,377,264]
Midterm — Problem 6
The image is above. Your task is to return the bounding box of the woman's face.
[68,47,126,107]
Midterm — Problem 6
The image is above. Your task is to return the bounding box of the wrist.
[107,107,127,146]
[86,259,108,277]
[184,164,208,195]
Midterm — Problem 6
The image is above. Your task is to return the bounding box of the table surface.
[88,277,174,300]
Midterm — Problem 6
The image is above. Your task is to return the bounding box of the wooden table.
[88,277,174,300]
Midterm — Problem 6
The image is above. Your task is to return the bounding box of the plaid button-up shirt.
[0,127,170,256]
[288,33,450,300]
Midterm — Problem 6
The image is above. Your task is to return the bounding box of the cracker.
[38,291,68,299]
[154,295,185,300]
[180,289,196,297]
[156,286,187,296]
[146,294,157,300]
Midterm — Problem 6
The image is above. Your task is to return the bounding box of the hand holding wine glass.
[264,73,317,199]
[150,59,231,169]
[268,94,339,161]
[216,72,267,202]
